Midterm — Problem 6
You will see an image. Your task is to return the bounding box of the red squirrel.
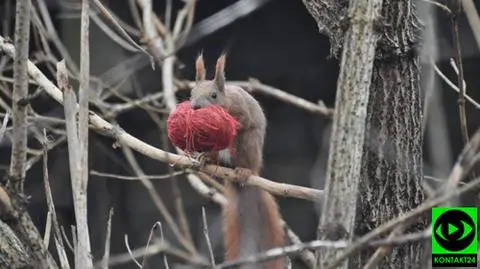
[190,54,285,268]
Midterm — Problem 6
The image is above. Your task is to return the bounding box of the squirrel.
[189,54,286,269]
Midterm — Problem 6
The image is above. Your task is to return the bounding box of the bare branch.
[9,0,31,192]
[70,0,94,266]
[140,0,165,62]
[35,0,79,74]
[100,208,114,269]
[451,5,470,145]
[58,59,85,267]
[179,79,333,117]
[42,129,70,269]
[433,63,480,110]
[43,211,52,248]
[119,145,197,254]
[201,207,216,266]
[0,112,10,142]
[92,0,152,58]
[124,235,142,268]
[283,222,315,268]
[90,170,186,180]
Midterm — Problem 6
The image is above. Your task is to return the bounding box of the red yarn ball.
[167,101,242,153]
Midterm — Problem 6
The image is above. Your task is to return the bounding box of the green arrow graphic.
[448,223,458,236]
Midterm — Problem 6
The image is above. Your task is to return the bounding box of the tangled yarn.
[167,101,242,153]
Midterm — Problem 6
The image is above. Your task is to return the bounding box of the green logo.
[431,207,478,267]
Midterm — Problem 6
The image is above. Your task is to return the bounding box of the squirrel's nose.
[191,103,201,110]
[191,99,209,110]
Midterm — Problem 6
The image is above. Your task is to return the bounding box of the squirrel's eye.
[211,92,217,99]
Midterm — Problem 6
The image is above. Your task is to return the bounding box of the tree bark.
[0,220,33,269]
[310,0,383,268]
[354,2,426,267]
[303,0,426,268]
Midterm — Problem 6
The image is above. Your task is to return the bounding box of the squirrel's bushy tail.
[223,183,285,269]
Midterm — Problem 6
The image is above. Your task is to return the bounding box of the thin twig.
[140,0,165,63]
[92,0,152,59]
[0,112,10,142]
[283,221,315,268]
[433,63,480,110]
[174,0,196,47]
[179,79,334,117]
[25,136,66,172]
[158,222,170,269]
[90,170,186,180]
[43,210,52,247]
[60,226,75,253]
[90,13,140,52]
[172,0,194,40]
[202,207,216,266]
[141,221,161,268]
[124,235,142,268]
[35,0,79,74]
[451,4,469,144]
[420,0,452,14]
[361,225,406,269]
[119,145,197,254]
[101,208,114,269]
[243,78,333,117]
[42,129,70,269]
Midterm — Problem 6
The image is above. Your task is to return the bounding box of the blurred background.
[0,0,479,268]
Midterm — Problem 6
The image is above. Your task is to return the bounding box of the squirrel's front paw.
[191,152,213,169]
[234,167,252,186]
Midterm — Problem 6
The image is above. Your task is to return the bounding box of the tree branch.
[73,0,93,266]
[9,0,31,193]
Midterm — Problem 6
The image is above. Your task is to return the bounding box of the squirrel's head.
[190,54,228,110]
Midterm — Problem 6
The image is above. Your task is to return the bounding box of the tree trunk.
[353,1,426,267]
[303,0,427,268]
[309,0,383,268]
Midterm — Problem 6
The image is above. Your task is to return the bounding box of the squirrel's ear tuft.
[195,53,206,82]
[214,54,226,91]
